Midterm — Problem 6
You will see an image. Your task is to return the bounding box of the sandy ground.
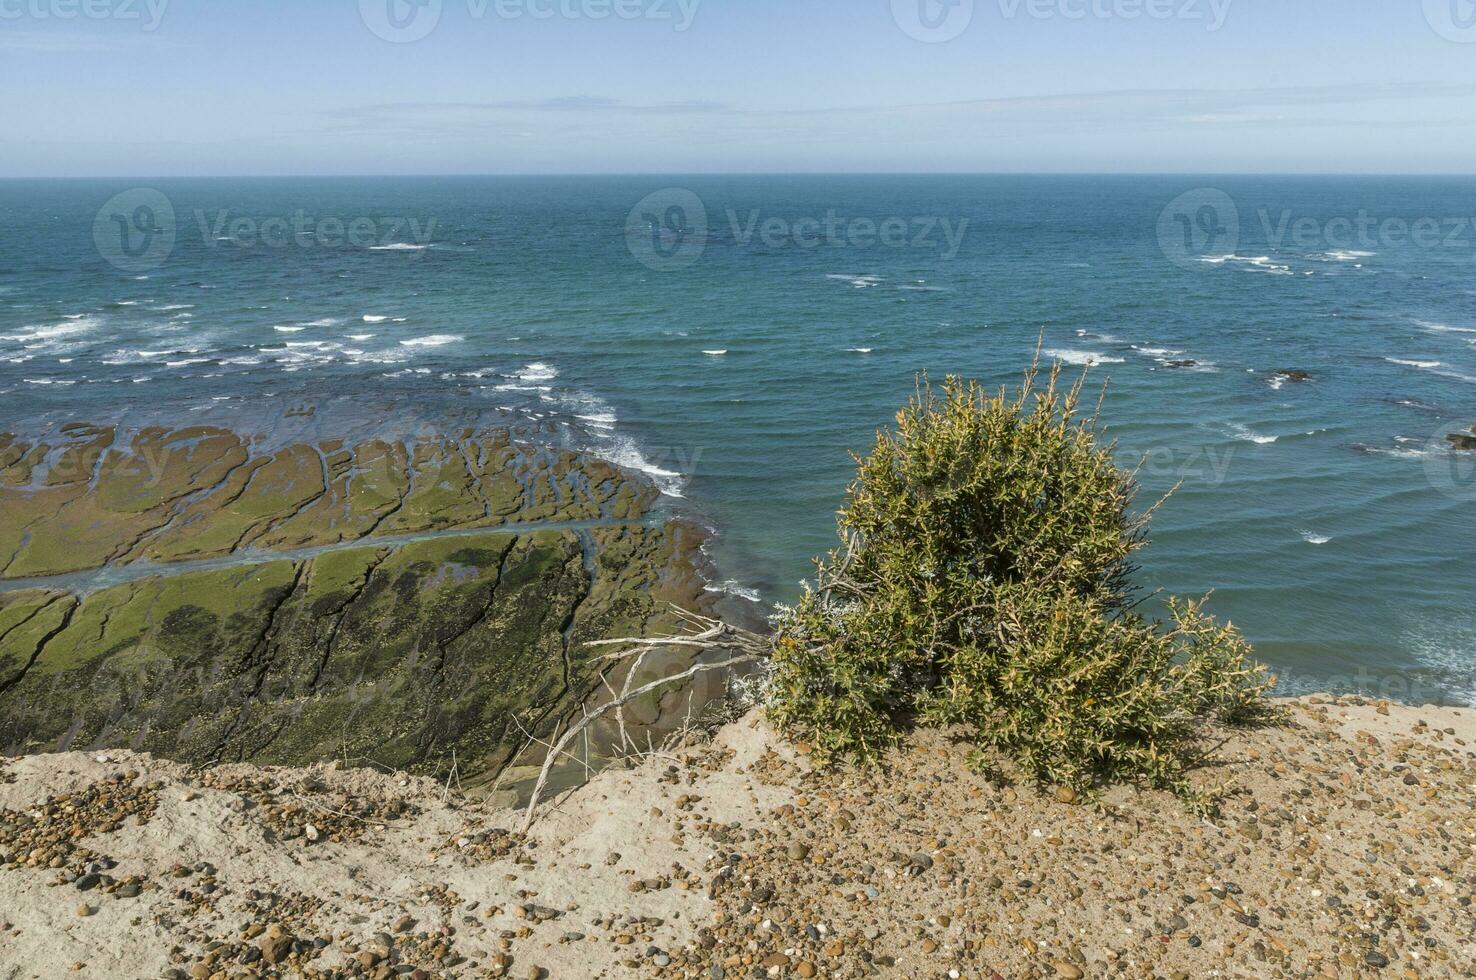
[0,695,1472,979]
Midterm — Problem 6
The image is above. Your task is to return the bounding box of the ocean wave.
[1386,357,1442,369]
[1309,250,1374,263]
[100,347,194,365]
[399,334,462,348]
[826,274,883,289]
[0,318,98,344]
[301,318,341,328]
[704,579,764,603]
[847,347,874,354]
[514,362,558,383]
[369,243,430,251]
[1416,320,1476,335]
[346,334,375,341]
[1200,254,1294,276]
[702,349,728,356]
[1044,348,1124,367]
[23,378,75,386]
[1224,422,1278,445]
[597,435,685,498]
[362,315,390,323]
[274,325,306,333]
[1354,436,1437,460]
[165,357,211,368]
[1300,530,1332,545]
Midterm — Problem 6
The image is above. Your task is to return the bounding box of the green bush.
[766,365,1275,810]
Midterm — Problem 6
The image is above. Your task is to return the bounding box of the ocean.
[2,175,1473,704]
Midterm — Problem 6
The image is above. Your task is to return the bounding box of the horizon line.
[4,170,1476,181]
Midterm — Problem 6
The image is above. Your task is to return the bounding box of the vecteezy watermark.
[359,0,698,43]
[1257,209,1476,252]
[624,188,710,272]
[726,209,970,258]
[1138,443,1237,488]
[93,189,441,271]
[0,0,169,30]
[1156,188,1240,270]
[1424,0,1476,42]
[997,0,1232,28]
[93,188,177,273]
[1422,422,1476,500]
[194,209,439,251]
[624,188,971,271]
[893,0,1231,42]
[891,0,975,42]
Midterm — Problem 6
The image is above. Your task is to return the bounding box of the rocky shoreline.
[1,420,727,796]
[0,695,1471,978]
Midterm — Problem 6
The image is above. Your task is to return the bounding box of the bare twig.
[520,634,765,833]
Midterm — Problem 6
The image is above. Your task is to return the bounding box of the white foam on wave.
[704,580,764,603]
[1225,422,1278,445]
[165,357,210,368]
[1309,250,1375,262]
[1416,320,1476,335]
[274,325,306,333]
[1200,254,1294,276]
[1044,348,1124,367]
[702,349,728,356]
[1300,530,1332,545]
[826,274,883,289]
[514,362,558,383]
[362,315,389,323]
[599,435,685,498]
[301,318,341,328]
[0,317,98,344]
[347,334,375,341]
[23,378,75,386]
[847,347,874,354]
[1386,357,1442,369]
[369,243,430,251]
[399,334,461,348]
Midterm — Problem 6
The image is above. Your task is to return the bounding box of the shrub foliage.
[766,364,1275,808]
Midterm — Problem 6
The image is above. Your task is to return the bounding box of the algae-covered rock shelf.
[0,421,712,784]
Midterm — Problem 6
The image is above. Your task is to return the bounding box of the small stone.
[1054,964,1085,980]
[1054,786,1078,805]
[259,925,293,965]
[76,904,95,918]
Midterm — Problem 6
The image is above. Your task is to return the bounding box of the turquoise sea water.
[2,175,1473,703]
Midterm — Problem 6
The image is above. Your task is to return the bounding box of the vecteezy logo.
[1425,0,1476,42]
[1157,188,1240,270]
[93,189,176,273]
[891,0,974,42]
[624,189,709,272]
[1423,423,1476,500]
[360,0,442,43]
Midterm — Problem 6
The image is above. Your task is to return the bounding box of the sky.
[3,0,1476,175]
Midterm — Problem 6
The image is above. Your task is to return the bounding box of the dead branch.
[519,612,768,833]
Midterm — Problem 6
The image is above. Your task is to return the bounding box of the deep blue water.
[2,175,1473,703]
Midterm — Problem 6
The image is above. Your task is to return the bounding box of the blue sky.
[3,0,1476,175]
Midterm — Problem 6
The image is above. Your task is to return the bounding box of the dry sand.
[1,695,1473,979]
